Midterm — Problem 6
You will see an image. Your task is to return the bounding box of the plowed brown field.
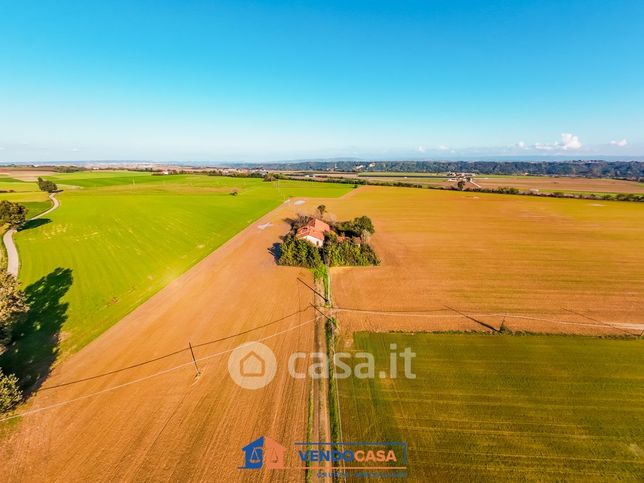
[326,186,644,335]
[0,197,334,482]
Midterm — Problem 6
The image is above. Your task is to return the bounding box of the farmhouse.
[295,218,331,247]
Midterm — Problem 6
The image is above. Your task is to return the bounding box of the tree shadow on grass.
[18,218,51,231]
[0,267,73,397]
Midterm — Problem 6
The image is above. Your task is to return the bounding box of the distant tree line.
[52,166,87,173]
[243,160,643,180]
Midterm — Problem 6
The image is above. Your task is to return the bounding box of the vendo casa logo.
[239,437,407,473]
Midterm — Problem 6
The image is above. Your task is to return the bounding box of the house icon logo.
[227,341,277,389]
[240,351,265,377]
[240,436,287,470]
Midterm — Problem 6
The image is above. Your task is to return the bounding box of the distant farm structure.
[447,172,481,189]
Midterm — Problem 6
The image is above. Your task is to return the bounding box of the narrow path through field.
[3,192,59,277]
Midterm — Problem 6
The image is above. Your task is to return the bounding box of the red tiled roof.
[306,218,331,233]
[296,226,325,242]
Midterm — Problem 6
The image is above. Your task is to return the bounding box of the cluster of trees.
[278,233,323,267]
[204,169,267,178]
[334,215,375,237]
[37,177,58,193]
[278,215,380,268]
[322,232,379,266]
[0,200,27,227]
[0,272,27,413]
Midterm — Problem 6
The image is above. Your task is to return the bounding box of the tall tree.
[316,204,327,218]
[0,200,27,228]
[0,272,28,344]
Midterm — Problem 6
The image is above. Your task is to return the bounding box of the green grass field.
[0,171,351,388]
[0,180,52,217]
[337,332,644,481]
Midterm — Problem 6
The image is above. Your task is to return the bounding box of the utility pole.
[188,342,201,377]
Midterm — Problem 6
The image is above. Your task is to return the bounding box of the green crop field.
[0,179,52,216]
[337,332,644,481]
[0,171,351,388]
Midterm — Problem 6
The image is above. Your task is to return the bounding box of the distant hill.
[235,160,643,179]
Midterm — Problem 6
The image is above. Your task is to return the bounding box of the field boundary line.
[562,307,635,336]
[444,305,499,332]
[333,307,642,331]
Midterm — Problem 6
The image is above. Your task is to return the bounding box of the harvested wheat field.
[326,186,644,335]
[0,198,329,482]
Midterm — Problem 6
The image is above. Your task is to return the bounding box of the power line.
[0,316,318,423]
[41,308,308,392]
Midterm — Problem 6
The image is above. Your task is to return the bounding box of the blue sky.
[1,0,643,162]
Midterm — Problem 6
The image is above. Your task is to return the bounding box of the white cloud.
[516,140,527,149]
[560,133,582,150]
[531,133,582,151]
[438,144,449,151]
[610,138,628,147]
[415,145,426,153]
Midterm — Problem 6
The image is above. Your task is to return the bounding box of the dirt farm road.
[3,192,60,277]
